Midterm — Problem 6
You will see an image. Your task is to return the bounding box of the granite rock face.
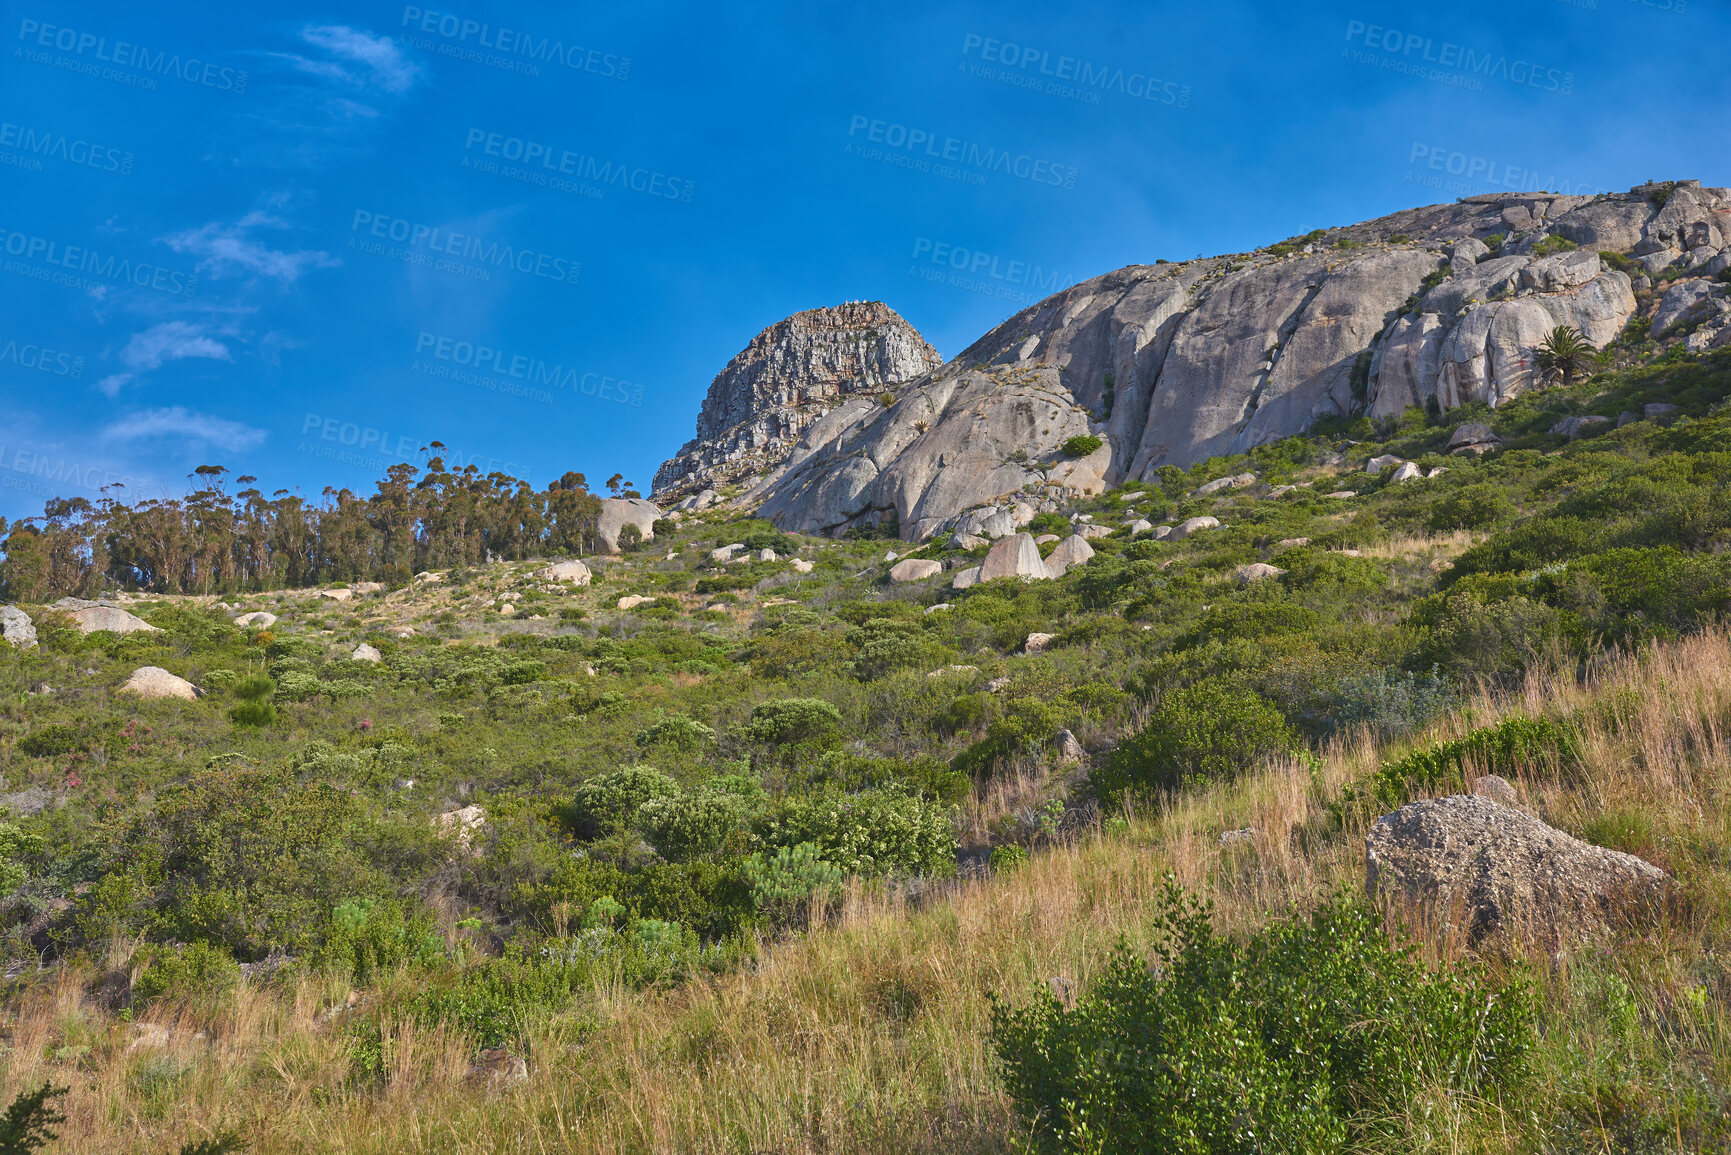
[669,185,1725,540]
[596,498,662,554]
[1365,794,1669,953]
[652,301,942,502]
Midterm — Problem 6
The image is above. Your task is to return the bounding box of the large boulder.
[597,498,662,553]
[1649,278,1719,337]
[233,611,277,628]
[1365,794,1669,953]
[119,666,201,701]
[51,598,161,636]
[978,533,1052,582]
[542,560,593,585]
[1,606,37,648]
[1043,534,1095,578]
[888,558,943,583]
[1166,515,1219,542]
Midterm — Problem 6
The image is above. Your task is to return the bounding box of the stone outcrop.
[1,606,37,648]
[352,644,382,663]
[233,611,277,628]
[542,560,592,585]
[1043,534,1095,578]
[119,666,201,700]
[888,558,943,583]
[597,498,661,554]
[669,184,1725,540]
[652,301,942,501]
[51,597,161,635]
[1365,794,1669,953]
[978,533,1053,582]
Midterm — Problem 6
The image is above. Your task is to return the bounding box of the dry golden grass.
[5,632,1730,1152]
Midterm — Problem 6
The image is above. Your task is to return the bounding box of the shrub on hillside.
[569,765,680,838]
[1094,677,1297,801]
[991,884,1534,1154]
[752,789,956,877]
[636,788,750,859]
[1338,714,1581,820]
[1060,434,1103,458]
[742,698,844,762]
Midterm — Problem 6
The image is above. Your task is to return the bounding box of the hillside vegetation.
[1,348,1730,1152]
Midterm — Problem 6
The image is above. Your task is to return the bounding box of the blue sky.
[1,0,1726,520]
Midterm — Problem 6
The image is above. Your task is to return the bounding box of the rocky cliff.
[650,301,942,501]
[666,183,1731,540]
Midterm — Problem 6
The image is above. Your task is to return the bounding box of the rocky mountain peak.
[651,300,941,500]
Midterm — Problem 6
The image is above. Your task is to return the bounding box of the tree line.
[0,447,613,601]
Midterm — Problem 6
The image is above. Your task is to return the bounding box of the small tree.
[616,523,644,553]
[1534,325,1596,390]
[0,1083,66,1153]
[1093,677,1296,802]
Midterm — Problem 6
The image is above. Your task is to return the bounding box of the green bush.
[1340,714,1580,818]
[569,765,680,839]
[991,884,1534,1154]
[131,940,241,1007]
[636,788,750,859]
[1428,484,1515,531]
[989,844,1028,872]
[743,698,844,762]
[1060,435,1104,459]
[634,712,716,753]
[1531,233,1578,257]
[742,842,845,922]
[616,523,644,552]
[1094,677,1297,801]
[313,898,443,984]
[0,821,45,894]
[17,724,86,758]
[753,789,956,877]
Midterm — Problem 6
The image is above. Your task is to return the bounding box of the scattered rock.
[119,667,201,701]
[1427,467,1448,479]
[1023,632,1056,653]
[1033,534,1060,545]
[924,603,953,613]
[467,1046,529,1088]
[949,532,987,550]
[791,558,814,574]
[414,571,444,584]
[985,677,1010,693]
[1195,472,1255,495]
[1043,535,1095,578]
[542,560,593,585]
[1390,461,1423,483]
[1,606,37,649]
[951,566,982,590]
[1446,422,1500,453]
[758,548,778,562]
[883,550,899,562]
[498,603,516,616]
[1076,524,1112,540]
[1519,248,1601,293]
[1471,774,1522,809]
[51,598,161,635]
[927,664,980,678]
[434,805,487,848]
[1275,537,1310,548]
[1234,563,1285,585]
[1365,794,1670,952]
[352,582,385,594]
[1551,415,1613,440]
[1055,729,1085,762]
[233,611,277,628]
[597,497,662,554]
[1325,490,1358,499]
[352,644,382,663]
[1128,519,1154,536]
[1366,454,1405,473]
[1167,516,1220,542]
[978,533,1053,582]
[616,595,655,610]
[1267,485,1296,497]
[128,1024,172,1052]
[1644,402,1681,422]
[889,558,943,583]
[320,589,354,602]
[1649,278,1718,337]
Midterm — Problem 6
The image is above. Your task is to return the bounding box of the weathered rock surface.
[888,558,943,583]
[1043,534,1095,578]
[597,498,661,554]
[1167,516,1219,542]
[978,533,1053,582]
[119,666,201,701]
[674,186,1716,539]
[233,611,277,628]
[434,805,487,849]
[542,560,592,585]
[652,301,942,501]
[1365,794,1670,952]
[352,644,382,663]
[1,606,37,648]
[616,595,655,610]
[51,598,161,635]
[1235,562,1285,584]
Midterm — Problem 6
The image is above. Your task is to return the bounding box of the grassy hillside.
[2,348,1730,1152]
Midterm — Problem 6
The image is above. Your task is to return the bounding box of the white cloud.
[100,407,267,454]
[299,25,420,92]
[121,321,233,372]
[164,211,338,285]
[97,373,134,398]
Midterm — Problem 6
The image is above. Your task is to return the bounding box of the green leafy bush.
[634,712,716,753]
[569,765,680,838]
[742,842,845,921]
[131,940,241,1007]
[991,884,1534,1154]
[753,789,956,877]
[636,788,750,859]
[1094,677,1297,801]
[743,698,844,762]
[1060,435,1104,459]
[989,844,1028,872]
[1340,714,1580,818]
[18,724,86,758]
[1531,233,1578,257]
[1428,484,1515,531]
